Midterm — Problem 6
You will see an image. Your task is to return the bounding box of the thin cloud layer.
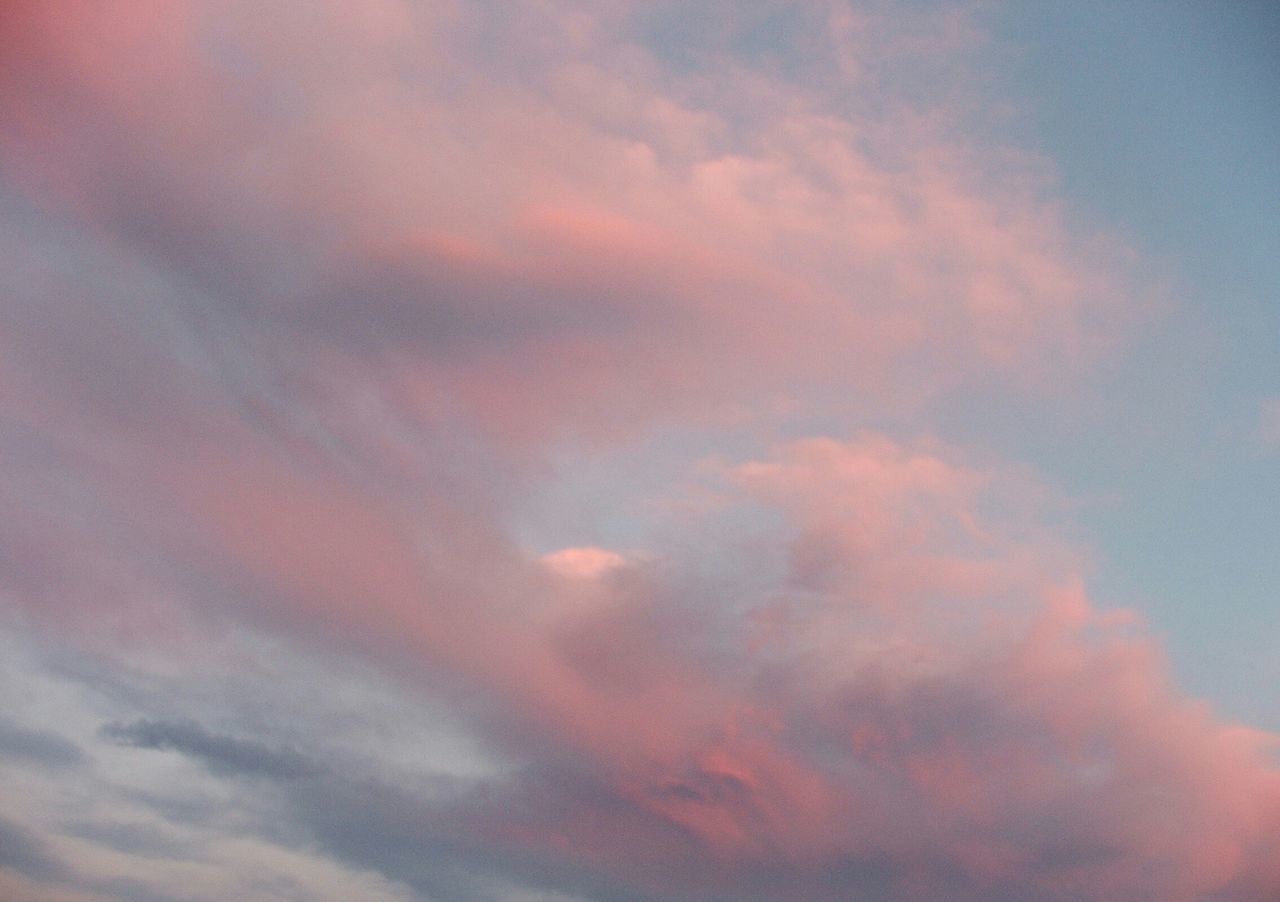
[0,2,1274,901]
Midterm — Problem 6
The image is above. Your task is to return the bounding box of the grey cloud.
[99,719,317,781]
[0,815,68,883]
[60,820,192,862]
[0,716,84,769]
[284,771,656,902]
[288,248,624,356]
[84,875,185,902]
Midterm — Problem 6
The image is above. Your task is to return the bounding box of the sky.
[0,2,1277,901]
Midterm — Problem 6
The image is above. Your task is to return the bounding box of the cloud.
[59,820,191,862]
[100,719,317,781]
[0,2,1272,901]
[539,547,629,579]
[0,716,84,769]
[0,0,1142,450]
[418,437,1278,900]
[62,433,1274,900]
[0,815,68,884]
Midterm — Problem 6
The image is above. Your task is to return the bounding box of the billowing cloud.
[0,2,1273,901]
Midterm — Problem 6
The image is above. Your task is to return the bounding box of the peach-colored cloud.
[539,546,628,580]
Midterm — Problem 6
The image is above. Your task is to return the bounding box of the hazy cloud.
[0,716,84,769]
[100,719,317,781]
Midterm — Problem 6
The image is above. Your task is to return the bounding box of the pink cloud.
[540,546,629,580]
[59,424,1279,898]
[0,0,1146,447]
[0,3,1268,900]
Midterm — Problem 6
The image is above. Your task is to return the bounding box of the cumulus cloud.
[70,435,1279,899]
[394,436,1275,900]
[0,2,1272,901]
